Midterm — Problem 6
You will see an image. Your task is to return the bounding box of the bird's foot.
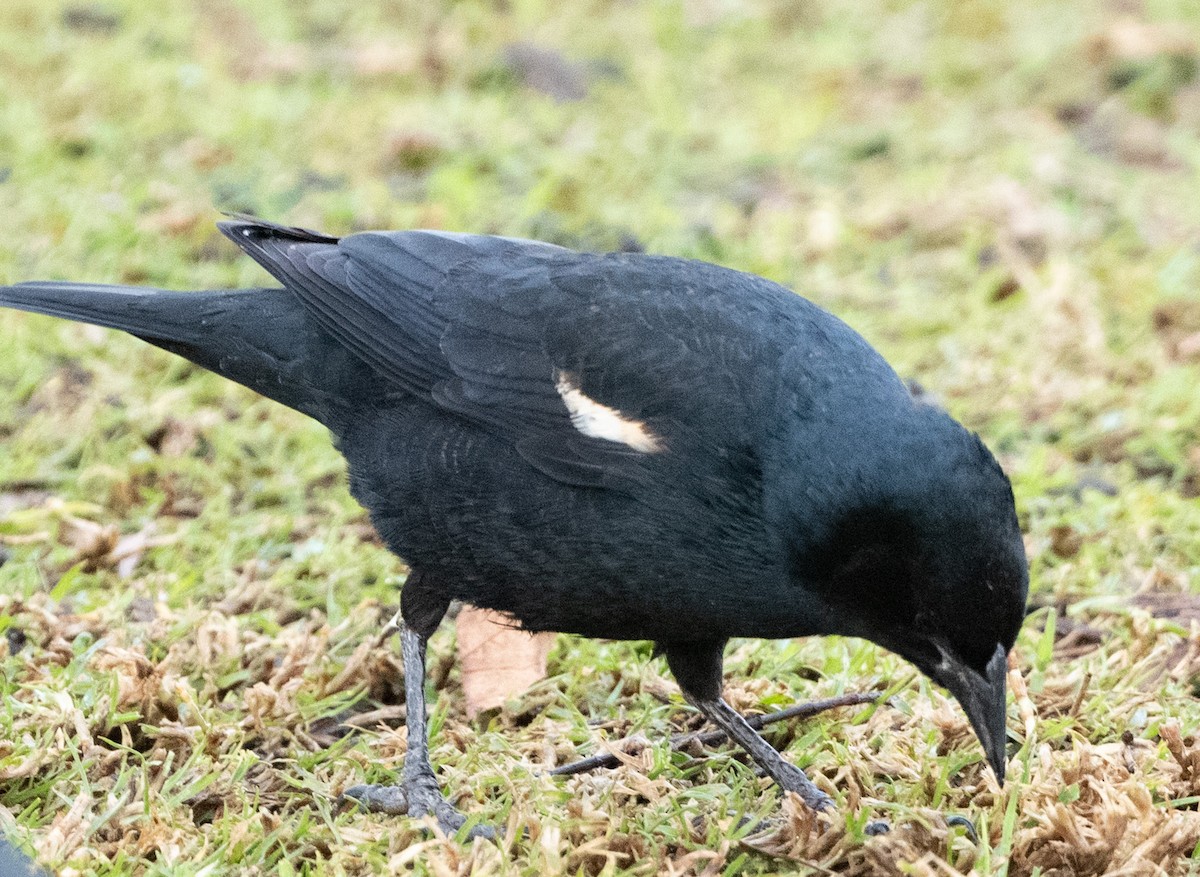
[341,776,496,840]
[772,761,834,812]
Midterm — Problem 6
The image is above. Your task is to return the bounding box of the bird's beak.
[936,643,1009,784]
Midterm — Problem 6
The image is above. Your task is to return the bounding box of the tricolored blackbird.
[0,218,1028,836]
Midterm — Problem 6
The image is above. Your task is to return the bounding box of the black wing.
[220,218,795,487]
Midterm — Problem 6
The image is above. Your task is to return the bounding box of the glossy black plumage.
[0,218,1028,833]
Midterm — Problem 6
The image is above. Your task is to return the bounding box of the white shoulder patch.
[555,372,662,453]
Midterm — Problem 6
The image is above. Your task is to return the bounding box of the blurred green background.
[1,0,1200,874]
[3,0,1200,486]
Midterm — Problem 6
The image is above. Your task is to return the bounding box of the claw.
[773,761,834,812]
[340,781,496,840]
[341,783,410,816]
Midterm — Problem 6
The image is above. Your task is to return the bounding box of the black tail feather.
[0,281,208,341]
[0,281,370,424]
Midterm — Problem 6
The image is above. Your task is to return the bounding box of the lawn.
[1,0,1199,874]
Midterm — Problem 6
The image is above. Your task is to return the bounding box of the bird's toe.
[423,795,497,840]
[773,762,834,812]
[341,780,496,840]
[340,783,412,816]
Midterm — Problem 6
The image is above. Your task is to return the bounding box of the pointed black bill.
[941,644,1009,784]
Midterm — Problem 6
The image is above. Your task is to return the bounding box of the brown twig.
[549,690,882,776]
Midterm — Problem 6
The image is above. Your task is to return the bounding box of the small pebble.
[864,820,890,836]
[5,627,26,656]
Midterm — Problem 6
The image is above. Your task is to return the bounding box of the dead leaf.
[1072,103,1183,171]
[41,790,92,862]
[57,513,120,567]
[1086,17,1196,65]
[1160,723,1200,783]
[383,130,444,173]
[55,507,165,576]
[456,607,555,719]
[137,205,209,238]
[1050,524,1084,558]
[144,418,199,456]
[1153,300,1200,362]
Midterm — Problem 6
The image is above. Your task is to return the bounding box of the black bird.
[0,218,1027,836]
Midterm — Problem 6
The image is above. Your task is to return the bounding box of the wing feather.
[219,217,782,487]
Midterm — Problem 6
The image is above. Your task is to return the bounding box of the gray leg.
[664,639,833,812]
[687,693,833,812]
[342,626,494,838]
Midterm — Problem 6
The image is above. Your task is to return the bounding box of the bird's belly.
[339,406,811,643]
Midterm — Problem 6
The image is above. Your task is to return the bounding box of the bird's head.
[789,407,1028,783]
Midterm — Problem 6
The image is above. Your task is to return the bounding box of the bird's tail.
[0,281,222,343]
[0,281,364,423]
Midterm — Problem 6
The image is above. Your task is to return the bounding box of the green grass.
[2,0,1200,873]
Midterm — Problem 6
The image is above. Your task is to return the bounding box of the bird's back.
[244,228,914,643]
